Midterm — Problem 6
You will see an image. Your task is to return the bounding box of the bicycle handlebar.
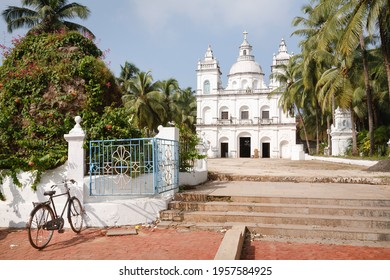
[50,179,76,189]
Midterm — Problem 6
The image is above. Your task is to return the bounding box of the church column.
[271,128,279,158]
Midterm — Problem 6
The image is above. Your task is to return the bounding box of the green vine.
[0,31,139,198]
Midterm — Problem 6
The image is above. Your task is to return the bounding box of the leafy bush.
[0,31,139,191]
[178,124,205,172]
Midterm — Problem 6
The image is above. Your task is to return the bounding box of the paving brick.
[0,228,224,260]
[241,240,390,260]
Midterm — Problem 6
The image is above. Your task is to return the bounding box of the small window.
[241,111,249,120]
[243,50,247,55]
[203,80,210,94]
[262,110,270,119]
[221,111,229,120]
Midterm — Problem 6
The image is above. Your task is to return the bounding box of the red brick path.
[242,240,390,260]
[1,228,390,260]
[0,228,223,260]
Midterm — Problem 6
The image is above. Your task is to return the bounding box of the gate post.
[64,116,85,203]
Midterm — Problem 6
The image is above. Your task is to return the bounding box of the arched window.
[261,106,270,121]
[240,105,250,120]
[203,80,210,94]
[220,106,229,120]
[241,79,248,89]
[203,107,212,124]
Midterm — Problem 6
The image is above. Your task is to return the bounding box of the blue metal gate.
[89,138,179,196]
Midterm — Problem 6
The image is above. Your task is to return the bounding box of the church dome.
[229,59,263,76]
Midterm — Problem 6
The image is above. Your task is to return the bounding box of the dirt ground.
[366,159,390,172]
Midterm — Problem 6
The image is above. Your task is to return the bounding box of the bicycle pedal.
[58,229,65,234]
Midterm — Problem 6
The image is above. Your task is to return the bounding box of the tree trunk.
[298,110,311,154]
[359,33,375,156]
[384,54,390,101]
[327,116,331,156]
[315,107,320,155]
[316,119,320,155]
[378,12,390,100]
[350,103,358,156]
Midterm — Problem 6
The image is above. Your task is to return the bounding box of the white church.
[195,32,300,159]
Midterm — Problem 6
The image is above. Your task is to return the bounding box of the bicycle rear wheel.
[27,204,55,249]
[68,197,84,233]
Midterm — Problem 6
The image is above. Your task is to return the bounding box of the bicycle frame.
[37,180,76,231]
[47,187,72,221]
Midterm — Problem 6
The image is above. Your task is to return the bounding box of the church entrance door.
[262,143,270,158]
[239,137,251,158]
[221,143,229,158]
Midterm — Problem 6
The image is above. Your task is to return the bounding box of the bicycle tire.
[27,204,55,249]
[68,197,84,233]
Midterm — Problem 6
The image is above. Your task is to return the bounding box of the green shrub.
[0,31,139,191]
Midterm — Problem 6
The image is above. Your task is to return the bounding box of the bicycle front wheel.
[68,197,84,233]
[27,204,55,249]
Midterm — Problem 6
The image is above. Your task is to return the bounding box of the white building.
[195,32,297,159]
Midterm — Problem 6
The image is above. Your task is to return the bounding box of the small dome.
[229,60,263,76]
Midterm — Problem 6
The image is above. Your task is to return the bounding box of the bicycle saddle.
[44,190,56,196]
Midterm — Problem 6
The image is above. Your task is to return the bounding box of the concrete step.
[157,221,390,243]
[227,196,390,207]
[161,193,390,243]
[181,211,390,229]
[168,201,390,218]
[175,193,390,207]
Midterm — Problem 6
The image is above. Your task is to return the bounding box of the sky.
[0,0,309,89]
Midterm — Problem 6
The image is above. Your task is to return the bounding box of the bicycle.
[27,179,84,249]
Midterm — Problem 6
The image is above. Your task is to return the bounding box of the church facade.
[195,32,297,159]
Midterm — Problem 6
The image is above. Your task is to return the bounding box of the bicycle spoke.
[28,205,54,249]
[68,197,84,233]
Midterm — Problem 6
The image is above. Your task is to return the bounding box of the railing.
[196,118,278,126]
[89,138,179,196]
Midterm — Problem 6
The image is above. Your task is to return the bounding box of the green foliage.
[85,106,142,140]
[348,126,390,157]
[178,124,205,172]
[0,31,138,191]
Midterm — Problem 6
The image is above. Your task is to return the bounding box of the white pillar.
[64,116,85,202]
[154,125,179,141]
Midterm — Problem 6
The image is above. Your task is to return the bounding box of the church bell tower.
[196,45,222,95]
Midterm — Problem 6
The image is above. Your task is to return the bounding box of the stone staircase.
[159,192,390,244]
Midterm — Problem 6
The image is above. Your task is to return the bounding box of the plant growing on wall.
[0,31,140,195]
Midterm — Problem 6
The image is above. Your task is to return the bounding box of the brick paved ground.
[2,227,390,260]
[242,240,390,260]
[0,227,224,260]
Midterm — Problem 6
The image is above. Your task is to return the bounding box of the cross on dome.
[243,30,248,40]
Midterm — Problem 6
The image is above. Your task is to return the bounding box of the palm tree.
[334,0,390,100]
[310,0,386,156]
[292,3,332,154]
[171,87,197,131]
[122,71,167,135]
[270,55,312,154]
[155,78,179,126]
[2,0,94,38]
[317,53,361,155]
[117,61,140,93]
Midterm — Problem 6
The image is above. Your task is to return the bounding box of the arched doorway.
[220,137,229,158]
[238,133,251,158]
